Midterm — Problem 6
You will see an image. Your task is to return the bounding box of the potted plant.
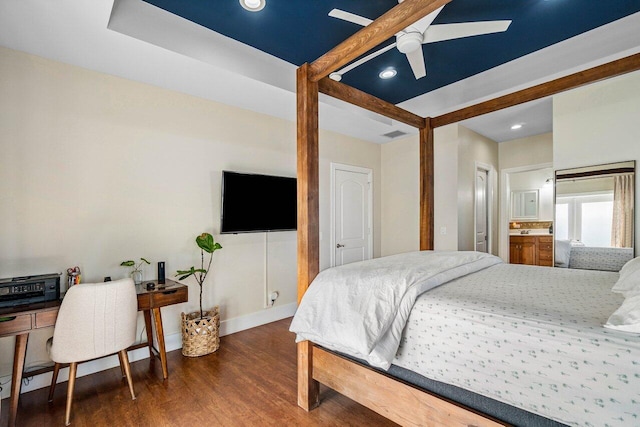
[120,257,150,285]
[176,232,222,357]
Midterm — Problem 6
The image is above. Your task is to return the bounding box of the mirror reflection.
[554,161,635,271]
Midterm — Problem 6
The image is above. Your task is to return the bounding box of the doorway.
[474,162,494,253]
[499,163,554,260]
[475,166,489,252]
[330,163,373,267]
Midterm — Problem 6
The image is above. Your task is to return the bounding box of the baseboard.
[1,302,296,399]
[220,302,296,336]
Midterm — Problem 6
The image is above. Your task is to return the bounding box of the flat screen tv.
[221,171,297,233]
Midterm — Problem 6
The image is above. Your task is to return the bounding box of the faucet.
[520,229,530,234]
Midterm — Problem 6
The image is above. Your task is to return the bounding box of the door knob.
[336,243,345,248]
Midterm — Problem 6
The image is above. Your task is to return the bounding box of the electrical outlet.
[268,291,279,307]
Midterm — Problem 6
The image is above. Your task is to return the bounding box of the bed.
[294,1,640,425]
[291,251,640,426]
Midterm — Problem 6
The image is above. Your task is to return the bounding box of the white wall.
[380,123,496,254]
[499,133,553,170]
[0,47,381,388]
[380,135,419,256]
[554,70,640,248]
[434,124,459,250]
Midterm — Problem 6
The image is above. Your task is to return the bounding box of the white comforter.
[289,251,502,369]
[394,264,633,427]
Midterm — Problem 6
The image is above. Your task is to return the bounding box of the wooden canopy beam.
[296,63,320,411]
[432,52,640,128]
[308,0,452,82]
[419,119,434,250]
[319,77,426,129]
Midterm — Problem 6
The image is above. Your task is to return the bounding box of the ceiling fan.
[328,2,512,81]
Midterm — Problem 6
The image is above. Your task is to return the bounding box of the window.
[555,192,614,247]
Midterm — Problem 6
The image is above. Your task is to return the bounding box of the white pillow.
[605,294,640,333]
[554,240,571,268]
[612,256,640,296]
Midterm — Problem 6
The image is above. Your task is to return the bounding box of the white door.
[332,164,372,267]
[475,168,489,253]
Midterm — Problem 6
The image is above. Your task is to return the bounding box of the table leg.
[9,333,28,427]
[152,307,168,380]
[143,309,154,357]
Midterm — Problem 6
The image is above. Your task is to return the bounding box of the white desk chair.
[47,278,137,426]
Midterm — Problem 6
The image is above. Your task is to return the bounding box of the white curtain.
[611,174,634,248]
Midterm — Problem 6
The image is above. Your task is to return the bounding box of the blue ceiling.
[143,0,640,104]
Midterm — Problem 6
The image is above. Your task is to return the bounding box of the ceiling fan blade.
[333,42,397,78]
[405,48,426,79]
[328,9,373,27]
[407,6,444,34]
[423,20,512,44]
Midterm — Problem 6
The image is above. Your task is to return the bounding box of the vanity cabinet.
[537,236,553,267]
[509,236,537,265]
[509,235,553,267]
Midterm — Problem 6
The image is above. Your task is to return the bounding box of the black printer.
[0,273,60,308]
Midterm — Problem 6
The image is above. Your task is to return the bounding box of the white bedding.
[394,263,639,427]
[289,251,502,369]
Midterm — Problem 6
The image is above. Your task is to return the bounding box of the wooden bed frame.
[296,0,640,425]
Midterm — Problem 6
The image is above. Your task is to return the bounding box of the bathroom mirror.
[511,190,539,220]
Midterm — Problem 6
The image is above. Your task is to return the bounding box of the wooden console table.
[0,300,60,427]
[131,279,188,380]
[0,279,187,427]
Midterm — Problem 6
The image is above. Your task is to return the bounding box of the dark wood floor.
[2,318,397,426]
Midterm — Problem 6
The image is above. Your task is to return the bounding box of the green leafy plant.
[176,233,222,319]
[120,257,150,272]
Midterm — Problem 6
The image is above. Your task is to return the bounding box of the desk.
[0,300,60,427]
[131,279,188,379]
[0,279,187,427]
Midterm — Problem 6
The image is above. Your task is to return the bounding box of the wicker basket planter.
[181,306,220,357]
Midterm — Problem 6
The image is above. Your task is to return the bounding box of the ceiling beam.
[319,77,425,129]
[308,0,452,82]
[431,52,640,128]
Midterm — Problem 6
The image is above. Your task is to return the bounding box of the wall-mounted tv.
[221,171,297,234]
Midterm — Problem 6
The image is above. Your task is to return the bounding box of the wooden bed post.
[420,118,434,250]
[296,63,320,410]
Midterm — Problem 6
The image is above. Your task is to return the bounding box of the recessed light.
[379,68,397,79]
[240,0,265,12]
[510,123,523,130]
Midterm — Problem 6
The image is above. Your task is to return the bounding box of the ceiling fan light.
[240,0,265,12]
[329,72,342,82]
[379,68,397,79]
[397,32,423,54]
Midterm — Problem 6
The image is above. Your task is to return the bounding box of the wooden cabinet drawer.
[0,314,32,336]
[538,258,553,267]
[538,250,553,261]
[150,286,188,307]
[510,236,537,244]
[35,309,58,328]
[538,236,553,244]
